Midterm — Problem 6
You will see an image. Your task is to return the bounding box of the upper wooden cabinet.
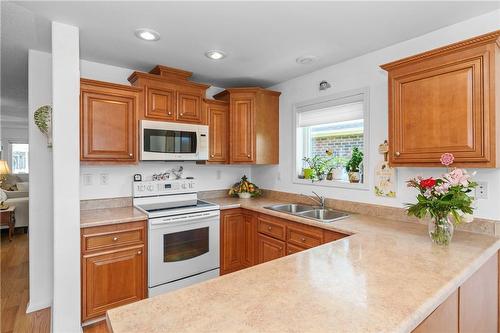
[128,65,209,124]
[80,79,141,163]
[206,99,229,163]
[214,87,281,164]
[381,30,500,168]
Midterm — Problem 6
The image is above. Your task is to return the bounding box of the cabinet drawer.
[286,243,307,255]
[323,229,348,243]
[287,225,322,249]
[257,216,286,241]
[82,221,146,253]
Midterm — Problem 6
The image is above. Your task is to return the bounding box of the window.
[11,143,29,174]
[294,88,369,188]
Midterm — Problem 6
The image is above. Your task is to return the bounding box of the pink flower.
[434,182,450,194]
[440,153,454,167]
[443,168,470,187]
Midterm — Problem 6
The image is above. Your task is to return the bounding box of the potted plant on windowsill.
[328,156,347,180]
[302,155,332,182]
[346,147,363,183]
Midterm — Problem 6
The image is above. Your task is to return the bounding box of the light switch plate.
[100,173,110,186]
[83,174,93,186]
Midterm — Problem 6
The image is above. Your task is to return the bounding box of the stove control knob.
[189,183,194,189]
[181,183,187,189]
[147,185,154,191]
[138,184,146,192]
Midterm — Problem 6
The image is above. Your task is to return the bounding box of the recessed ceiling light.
[135,28,160,41]
[205,50,226,60]
[296,55,317,65]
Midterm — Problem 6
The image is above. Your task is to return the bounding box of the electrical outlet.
[475,181,488,199]
[83,174,93,186]
[100,173,110,186]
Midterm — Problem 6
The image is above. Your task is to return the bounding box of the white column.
[51,21,81,332]
[27,50,54,313]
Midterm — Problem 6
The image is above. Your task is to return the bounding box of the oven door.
[148,210,220,288]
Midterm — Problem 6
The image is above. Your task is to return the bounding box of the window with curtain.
[294,89,368,186]
[11,143,29,174]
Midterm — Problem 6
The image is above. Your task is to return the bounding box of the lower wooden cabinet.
[220,209,348,274]
[83,246,145,320]
[257,233,285,264]
[81,220,147,322]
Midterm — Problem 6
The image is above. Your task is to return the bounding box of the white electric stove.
[133,179,220,297]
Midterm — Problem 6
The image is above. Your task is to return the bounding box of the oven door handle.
[150,210,219,226]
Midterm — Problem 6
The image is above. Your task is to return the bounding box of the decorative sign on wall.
[374,140,396,197]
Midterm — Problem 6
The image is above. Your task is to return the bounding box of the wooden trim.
[127,71,210,89]
[149,65,192,80]
[213,87,281,99]
[80,78,142,92]
[381,30,500,70]
[204,98,229,105]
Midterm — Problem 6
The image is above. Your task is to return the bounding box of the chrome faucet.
[302,191,325,209]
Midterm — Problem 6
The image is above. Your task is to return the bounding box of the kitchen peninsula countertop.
[107,197,500,333]
[80,206,147,228]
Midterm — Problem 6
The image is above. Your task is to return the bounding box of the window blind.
[298,101,364,127]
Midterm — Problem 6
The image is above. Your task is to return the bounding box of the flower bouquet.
[406,153,477,245]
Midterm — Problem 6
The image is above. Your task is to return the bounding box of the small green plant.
[302,155,332,181]
[346,147,363,172]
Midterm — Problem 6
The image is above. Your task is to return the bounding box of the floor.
[0,230,50,333]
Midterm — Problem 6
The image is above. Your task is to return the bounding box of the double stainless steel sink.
[264,204,349,223]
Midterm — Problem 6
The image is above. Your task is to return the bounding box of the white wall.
[51,22,81,332]
[252,10,500,220]
[79,60,251,200]
[27,49,53,313]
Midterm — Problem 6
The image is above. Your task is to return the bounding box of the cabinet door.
[230,96,255,163]
[242,214,255,267]
[82,246,145,321]
[177,92,202,123]
[208,104,228,162]
[145,87,176,120]
[220,211,245,275]
[387,42,495,166]
[286,243,306,255]
[257,233,285,264]
[80,90,136,161]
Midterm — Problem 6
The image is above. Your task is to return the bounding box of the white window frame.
[292,87,370,190]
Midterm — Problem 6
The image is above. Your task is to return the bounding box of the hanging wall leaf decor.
[34,105,53,148]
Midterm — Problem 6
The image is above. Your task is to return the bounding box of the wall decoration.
[34,105,52,148]
[374,140,396,197]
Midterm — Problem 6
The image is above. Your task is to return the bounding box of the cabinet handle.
[180,113,184,116]
[129,153,133,157]
[267,226,272,231]
[395,151,401,157]
[211,154,215,158]
[247,154,251,158]
[168,112,172,115]
[113,237,119,241]
[301,237,306,242]
[137,250,142,255]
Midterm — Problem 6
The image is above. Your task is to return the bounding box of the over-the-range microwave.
[140,120,209,161]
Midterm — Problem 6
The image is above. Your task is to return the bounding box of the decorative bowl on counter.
[229,175,262,198]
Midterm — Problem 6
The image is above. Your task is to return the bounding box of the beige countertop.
[107,197,500,333]
[80,206,147,228]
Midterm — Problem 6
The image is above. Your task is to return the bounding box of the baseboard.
[26,299,52,313]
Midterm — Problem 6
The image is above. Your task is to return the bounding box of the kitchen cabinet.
[221,209,348,274]
[81,220,147,322]
[80,79,141,163]
[214,88,281,164]
[257,233,285,264]
[381,30,500,168]
[220,209,246,275]
[128,65,209,125]
[206,99,229,163]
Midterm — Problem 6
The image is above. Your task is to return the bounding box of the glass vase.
[428,216,454,246]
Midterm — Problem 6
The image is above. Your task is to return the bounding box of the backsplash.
[80,162,250,200]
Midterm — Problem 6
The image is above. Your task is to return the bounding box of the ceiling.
[2,1,499,125]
